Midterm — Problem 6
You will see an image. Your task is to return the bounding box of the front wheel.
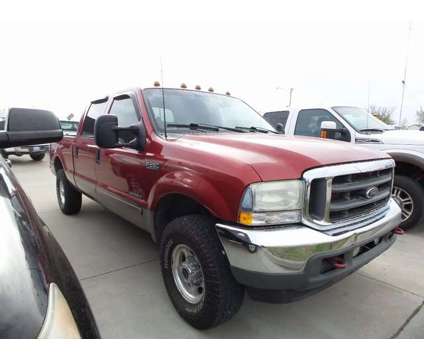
[30,153,45,161]
[392,175,424,230]
[56,169,82,215]
[160,215,244,329]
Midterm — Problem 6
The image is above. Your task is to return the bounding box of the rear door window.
[81,100,108,137]
[263,111,289,130]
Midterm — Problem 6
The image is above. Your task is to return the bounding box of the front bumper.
[216,199,401,302]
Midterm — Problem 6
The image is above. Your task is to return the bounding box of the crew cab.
[264,106,424,229]
[50,86,402,329]
[0,108,99,338]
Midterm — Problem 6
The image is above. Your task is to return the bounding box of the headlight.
[238,180,304,226]
[38,283,81,339]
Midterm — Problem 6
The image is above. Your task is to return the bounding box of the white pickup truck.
[264,106,424,229]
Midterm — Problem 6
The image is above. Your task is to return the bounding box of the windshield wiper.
[235,126,278,134]
[167,123,245,133]
[359,128,385,133]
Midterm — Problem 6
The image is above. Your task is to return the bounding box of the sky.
[1,0,424,125]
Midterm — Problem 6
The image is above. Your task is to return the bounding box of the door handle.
[96,148,100,164]
[74,146,79,158]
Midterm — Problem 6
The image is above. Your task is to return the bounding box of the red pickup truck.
[50,86,402,329]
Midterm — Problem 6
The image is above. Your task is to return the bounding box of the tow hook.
[394,227,405,235]
[327,256,346,269]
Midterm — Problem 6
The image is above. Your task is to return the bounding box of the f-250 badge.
[145,159,160,170]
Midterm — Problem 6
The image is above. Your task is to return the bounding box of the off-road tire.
[393,175,424,230]
[56,169,82,215]
[160,215,244,329]
[30,153,45,161]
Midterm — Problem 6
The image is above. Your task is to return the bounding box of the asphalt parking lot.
[12,156,424,338]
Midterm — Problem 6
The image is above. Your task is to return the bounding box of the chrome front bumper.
[216,199,401,289]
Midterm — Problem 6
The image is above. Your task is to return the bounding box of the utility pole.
[288,88,294,107]
[399,22,412,127]
[276,86,294,108]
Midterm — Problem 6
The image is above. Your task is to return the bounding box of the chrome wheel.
[171,244,205,304]
[392,186,414,222]
[59,178,66,205]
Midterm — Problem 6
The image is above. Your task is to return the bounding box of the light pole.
[276,87,294,108]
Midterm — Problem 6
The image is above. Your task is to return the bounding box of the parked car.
[264,106,424,229]
[50,86,401,329]
[59,119,79,136]
[0,108,99,338]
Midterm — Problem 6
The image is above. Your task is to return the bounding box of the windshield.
[332,106,389,132]
[60,121,79,132]
[143,89,275,134]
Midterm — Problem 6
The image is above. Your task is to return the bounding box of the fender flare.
[148,170,236,222]
[385,149,424,173]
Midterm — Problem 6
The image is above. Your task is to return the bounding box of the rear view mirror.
[320,121,351,142]
[0,108,63,148]
[275,123,285,134]
[95,115,120,148]
[95,115,145,150]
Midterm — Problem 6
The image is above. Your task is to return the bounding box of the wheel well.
[395,161,424,185]
[154,194,213,242]
[53,157,63,173]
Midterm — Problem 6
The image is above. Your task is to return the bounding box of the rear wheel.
[392,175,424,229]
[30,153,45,161]
[56,169,82,215]
[160,215,244,329]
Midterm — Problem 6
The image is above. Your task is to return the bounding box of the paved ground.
[12,156,424,338]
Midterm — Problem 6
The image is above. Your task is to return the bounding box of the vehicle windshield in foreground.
[332,106,390,133]
[143,88,276,135]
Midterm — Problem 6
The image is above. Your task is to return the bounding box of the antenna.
[160,57,167,139]
[399,21,412,127]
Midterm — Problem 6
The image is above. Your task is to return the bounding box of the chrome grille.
[303,159,395,229]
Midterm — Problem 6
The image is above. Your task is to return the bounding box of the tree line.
[369,105,424,128]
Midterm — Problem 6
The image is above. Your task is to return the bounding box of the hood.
[175,133,389,181]
[370,130,424,145]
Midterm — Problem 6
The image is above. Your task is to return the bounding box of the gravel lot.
[12,156,424,338]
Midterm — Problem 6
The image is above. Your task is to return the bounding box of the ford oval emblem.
[365,186,379,199]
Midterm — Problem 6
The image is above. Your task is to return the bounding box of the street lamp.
[276,87,294,107]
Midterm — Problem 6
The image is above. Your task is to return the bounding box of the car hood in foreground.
[174,133,390,181]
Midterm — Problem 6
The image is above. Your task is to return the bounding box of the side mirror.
[320,121,351,142]
[0,108,63,148]
[275,123,285,134]
[94,115,146,150]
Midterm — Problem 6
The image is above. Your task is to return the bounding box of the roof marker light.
[154,81,160,87]
[195,85,201,90]
[208,87,214,92]
[225,91,231,96]
[180,83,187,89]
